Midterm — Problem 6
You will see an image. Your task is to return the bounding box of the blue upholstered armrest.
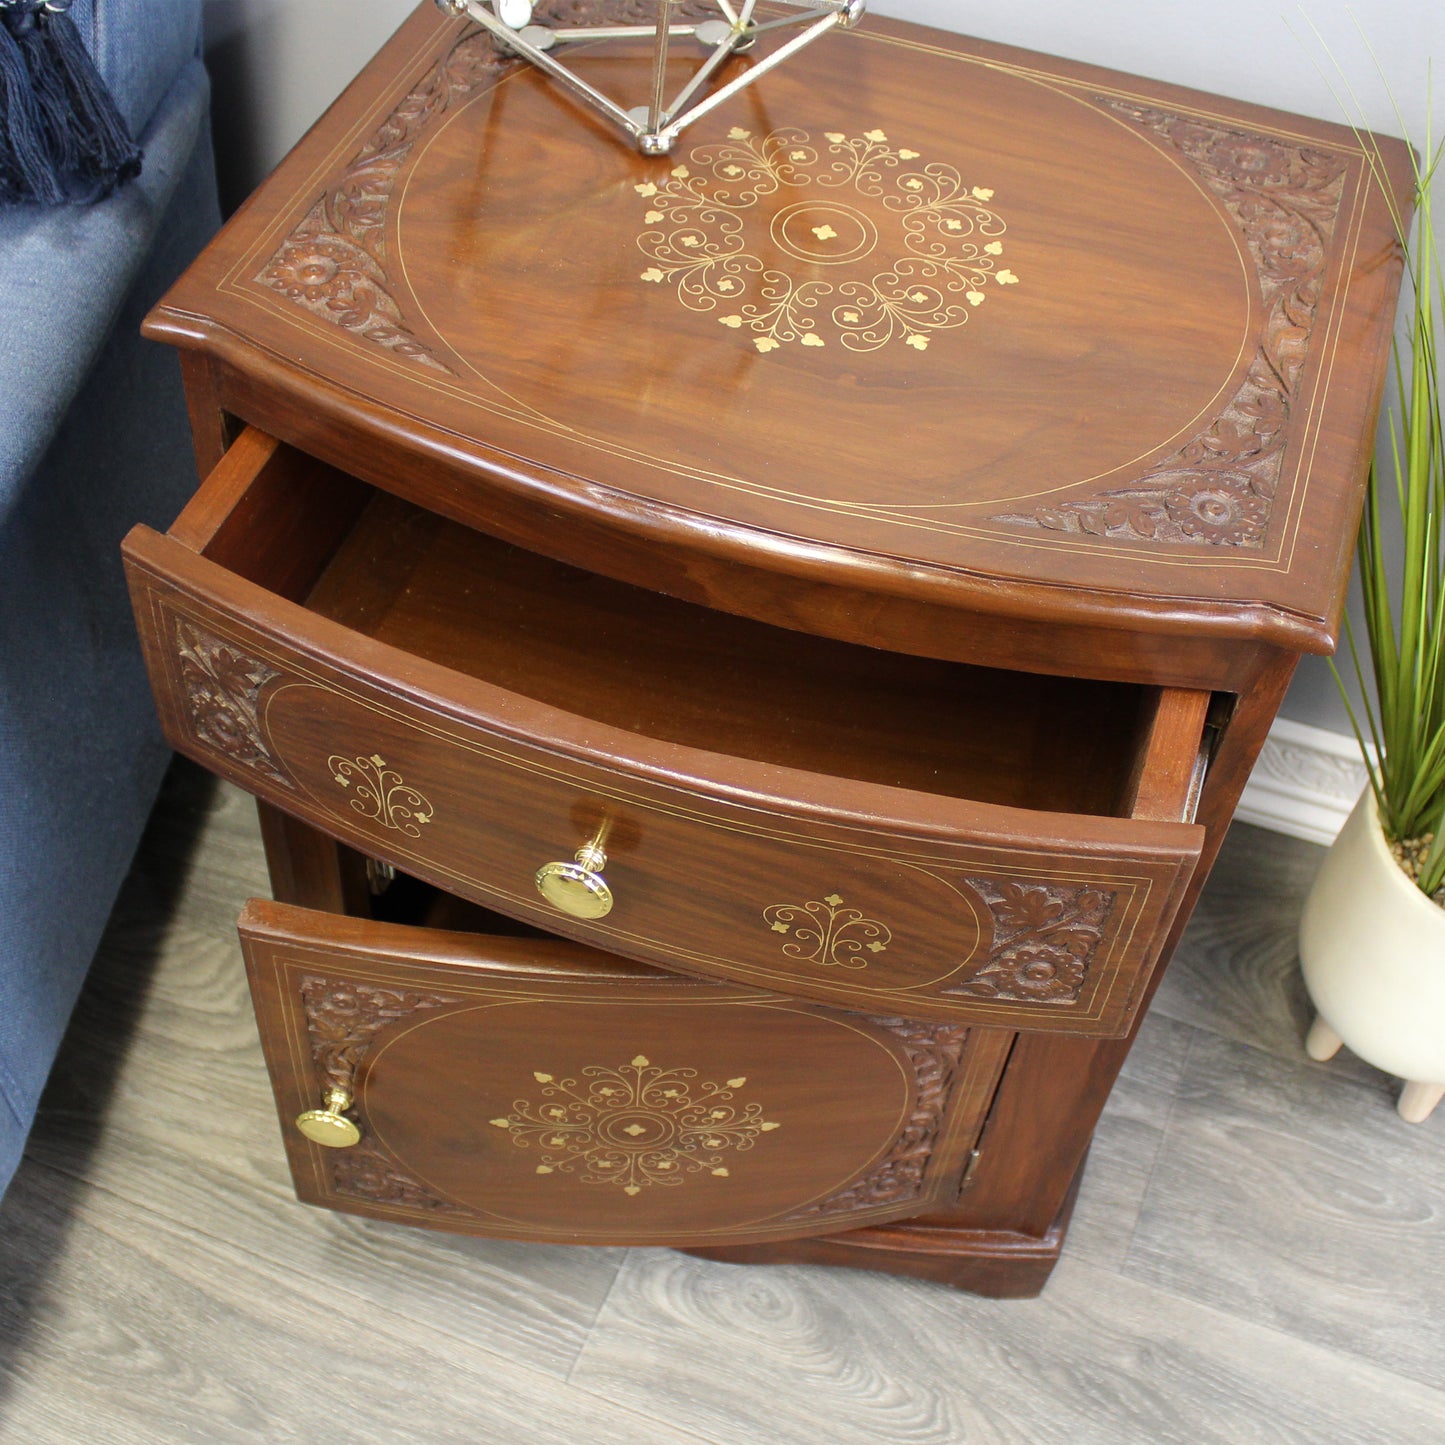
[0,0,215,1201]
[0,0,205,528]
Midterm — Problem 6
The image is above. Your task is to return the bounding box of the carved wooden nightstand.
[123,3,1407,1296]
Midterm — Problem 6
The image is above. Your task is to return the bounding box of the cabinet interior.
[361,861,551,937]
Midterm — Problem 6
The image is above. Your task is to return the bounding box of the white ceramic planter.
[1299,790,1445,1122]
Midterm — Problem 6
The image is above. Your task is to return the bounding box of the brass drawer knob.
[295,1086,362,1148]
[535,827,614,919]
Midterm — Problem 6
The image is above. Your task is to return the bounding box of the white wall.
[203,0,1444,731]
[877,1,1444,141]
[203,0,416,211]
[205,2,1445,196]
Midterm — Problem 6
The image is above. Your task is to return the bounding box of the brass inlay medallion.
[637,127,1018,354]
[490,1054,781,1196]
[762,893,892,968]
[770,200,879,265]
[326,753,435,835]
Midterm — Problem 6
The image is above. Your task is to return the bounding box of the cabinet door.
[241,900,1010,1247]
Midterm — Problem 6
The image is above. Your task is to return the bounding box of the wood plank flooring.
[1,759,1441,1444]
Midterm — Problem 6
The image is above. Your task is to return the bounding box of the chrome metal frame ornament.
[435,0,867,155]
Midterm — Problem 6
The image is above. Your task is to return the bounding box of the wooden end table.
[123,3,1407,1297]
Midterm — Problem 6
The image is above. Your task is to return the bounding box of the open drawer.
[241,895,1010,1246]
[126,429,1208,1036]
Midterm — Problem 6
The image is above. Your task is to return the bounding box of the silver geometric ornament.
[435,0,866,154]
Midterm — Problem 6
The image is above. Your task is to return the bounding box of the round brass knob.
[295,1086,362,1148]
[535,830,614,920]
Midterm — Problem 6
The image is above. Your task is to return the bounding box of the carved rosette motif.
[328,1140,461,1211]
[299,974,466,1213]
[255,27,504,374]
[991,104,1350,549]
[256,1,716,372]
[792,1018,969,1218]
[174,619,288,785]
[950,879,1116,1005]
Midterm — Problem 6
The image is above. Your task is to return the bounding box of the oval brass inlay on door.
[361,999,912,1239]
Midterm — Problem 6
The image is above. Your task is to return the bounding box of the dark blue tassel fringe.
[0,14,62,203]
[0,1,142,205]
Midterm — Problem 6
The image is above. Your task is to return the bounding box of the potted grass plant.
[1298,111,1445,1122]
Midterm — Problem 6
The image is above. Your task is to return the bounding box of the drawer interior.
[192,434,1193,820]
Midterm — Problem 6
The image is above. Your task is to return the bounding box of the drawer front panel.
[128,543,1202,1036]
[242,902,1010,1246]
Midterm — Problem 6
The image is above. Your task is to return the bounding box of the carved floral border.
[989,102,1351,550]
[253,29,1352,560]
[788,1017,969,1219]
[255,1,718,375]
[174,619,289,786]
[300,975,469,1214]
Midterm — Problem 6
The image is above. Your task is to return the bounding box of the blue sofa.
[0,0,219,1197]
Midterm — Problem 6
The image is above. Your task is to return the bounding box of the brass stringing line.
[258,794,1154,1024]
[850,29,1369,155]
[274,950,331,1198]
[259,797,1144,1022]
[396,83,1248,518]
[160,584,1172,1015]
[1277,157,1371,576]
[225,13,453,301]
[200,614,1169,1003]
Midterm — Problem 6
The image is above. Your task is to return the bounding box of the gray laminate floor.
[2,761,1442,1445]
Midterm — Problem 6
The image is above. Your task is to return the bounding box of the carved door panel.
[241,900,1011,1246]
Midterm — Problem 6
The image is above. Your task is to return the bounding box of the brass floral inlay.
[326,754,435,835]
[637,127,1018,354]
[490,1054,780,1196]
[762,893,892,969]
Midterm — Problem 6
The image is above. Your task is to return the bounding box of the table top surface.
[149,2,1411,654]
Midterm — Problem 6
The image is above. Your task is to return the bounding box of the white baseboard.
[1235,717,1369,847]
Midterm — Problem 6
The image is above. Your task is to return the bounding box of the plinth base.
[682,1163,1083,1299]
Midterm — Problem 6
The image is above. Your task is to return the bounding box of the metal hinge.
[958,1148,983,1196]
